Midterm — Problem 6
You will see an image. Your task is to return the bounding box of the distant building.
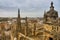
[44,2,58,24]
[41,2,60,40]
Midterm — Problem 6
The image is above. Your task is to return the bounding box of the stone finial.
[50,1,54,8]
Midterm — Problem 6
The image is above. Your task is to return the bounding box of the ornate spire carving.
[17,8,21,32]
[50,1,54,8]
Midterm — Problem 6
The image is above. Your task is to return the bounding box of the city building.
[0,1,60,40]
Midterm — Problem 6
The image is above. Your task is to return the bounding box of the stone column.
[34,23,36,36]
[25,17,28,36]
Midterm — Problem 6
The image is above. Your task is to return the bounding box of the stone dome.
[44,2,58,24]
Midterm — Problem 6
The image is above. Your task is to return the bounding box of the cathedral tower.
[44,2,58,24]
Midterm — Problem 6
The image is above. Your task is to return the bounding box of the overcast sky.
[0,0,60,17]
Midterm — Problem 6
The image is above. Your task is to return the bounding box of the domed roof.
[46,2,58,17]
[44,2,58,24]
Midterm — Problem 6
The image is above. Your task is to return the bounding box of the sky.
[0,0,60,17]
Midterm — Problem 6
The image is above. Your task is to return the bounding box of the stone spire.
[18,8,20,19]
[25,17,28,36]
[17,8,21,32]
[15,8,21,40]
[44,10,47,23]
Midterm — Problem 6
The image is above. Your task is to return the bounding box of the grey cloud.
[0,0,50,11]
[0,0,60,17]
